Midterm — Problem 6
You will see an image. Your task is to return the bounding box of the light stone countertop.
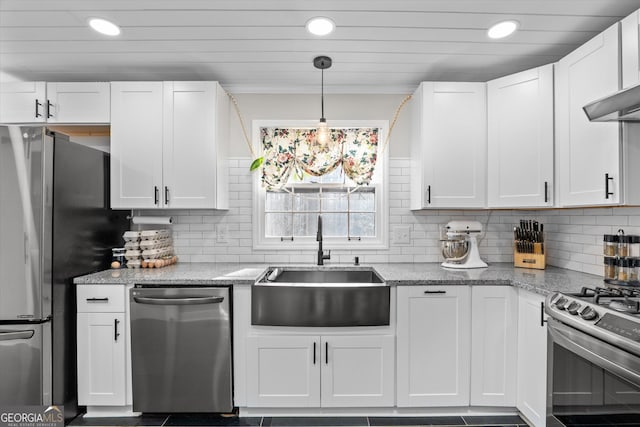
[74,262,605,296]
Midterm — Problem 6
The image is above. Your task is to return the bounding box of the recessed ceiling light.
[306,17,335,36]
[487,20,518,39]
[88,18,121,36]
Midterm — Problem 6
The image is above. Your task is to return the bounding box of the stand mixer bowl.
[440,238,469,261]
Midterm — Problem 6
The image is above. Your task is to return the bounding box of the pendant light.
[314,56,332,146]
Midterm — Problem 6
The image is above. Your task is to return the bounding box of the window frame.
[252,119,389,250]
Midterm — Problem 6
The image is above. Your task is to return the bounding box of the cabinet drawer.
[77,285,125,312]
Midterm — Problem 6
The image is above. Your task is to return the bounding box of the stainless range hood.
[583,82,640,121]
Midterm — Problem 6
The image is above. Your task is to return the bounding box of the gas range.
[546,287,640,357]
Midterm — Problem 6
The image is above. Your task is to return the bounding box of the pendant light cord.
[321,68,325,120]
[227,93,258,159]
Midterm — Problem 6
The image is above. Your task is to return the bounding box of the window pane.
[293,189,320,211]
[350,213,375,237]
[322,190,348,212]
[265,213,292,237]
[266,192,292,211]
[319,167,345,184]
[350,191,375,212]
[323,213,348,237]
[293,213,318,237]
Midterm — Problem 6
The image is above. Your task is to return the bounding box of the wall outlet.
[216,224,228,243]
[392,225,411,245]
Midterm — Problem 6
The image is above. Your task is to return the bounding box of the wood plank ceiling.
[2,0,640,93]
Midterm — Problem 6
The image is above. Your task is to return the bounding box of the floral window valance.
[261,127,379,191]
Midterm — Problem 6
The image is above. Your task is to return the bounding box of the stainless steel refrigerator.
[0,126,128,420]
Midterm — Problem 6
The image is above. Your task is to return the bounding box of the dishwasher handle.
[133,296,224,306]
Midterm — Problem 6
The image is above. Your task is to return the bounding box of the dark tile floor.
[68,414,530,427]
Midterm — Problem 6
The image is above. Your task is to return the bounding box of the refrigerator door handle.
[0,330,35,341]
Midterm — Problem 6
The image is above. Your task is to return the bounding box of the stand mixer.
[440,220,488,269]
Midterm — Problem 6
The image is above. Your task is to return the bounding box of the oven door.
[547,318,640,426]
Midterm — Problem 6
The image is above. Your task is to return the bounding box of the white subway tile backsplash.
[137,157,640,279]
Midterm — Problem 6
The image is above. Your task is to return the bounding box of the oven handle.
[548,318,640,387]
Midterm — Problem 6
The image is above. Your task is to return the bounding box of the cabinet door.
[421,82,487,208]
[488,65,554,208]
[622,9,640,89]
[0,82,46,123]
[517,290,548,427]
[110,82,163,209]
[163,81,221,208]
[77,312,126,406]
[556,23,621,207]
[470,286,518,406]
[246,335,320,407]
[397,286,471,407]
[321,335,395,407]
[46,82,110,123]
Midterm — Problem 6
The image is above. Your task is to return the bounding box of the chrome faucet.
[316,215,331,265]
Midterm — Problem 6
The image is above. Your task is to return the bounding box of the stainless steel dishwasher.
[130,286,232,413]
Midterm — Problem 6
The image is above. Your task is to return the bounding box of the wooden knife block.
[514,243,546,270]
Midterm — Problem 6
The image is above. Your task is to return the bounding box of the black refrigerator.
[0,126,128,420]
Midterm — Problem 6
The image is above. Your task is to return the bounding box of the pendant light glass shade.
[317,118,330,145]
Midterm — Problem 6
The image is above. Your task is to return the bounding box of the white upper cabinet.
[111,81,229,210]
[110,82,164,209]
[555,23,621,207]
[622,9,640,88]
[410,82,487,209]
[163,81,229,209]
[487,65,554,208]
[46,82,110,123]
[0,82,47,123]
[0,82,109,124]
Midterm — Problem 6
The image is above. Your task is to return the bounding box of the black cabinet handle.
[605,173,614,199]
[427,185,431,204]
[540,302,547,327]
[164,186,169,205]
[86,297,108,302]
[46,100,53,118]
[424,290,446,294]
[114,318,120,341]
[35,99,42,118]
[154,186,159,205]
[313,342,316,365]
[544,181,548,203]
[325,342,328,364]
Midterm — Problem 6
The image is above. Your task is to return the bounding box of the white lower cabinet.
[396,286,471,407]
[517,290,548,427]
[77,312,126,406]
[246,334,395,408]
[76,285,127,407]
[470,286,518,406]
[246,335,320,407]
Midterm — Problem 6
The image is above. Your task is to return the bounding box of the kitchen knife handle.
[605,173,614,199]
[427,185,431,204]
[544,181,548,203]
[164,186,169,205]
[154,186,159,205]
[35,99,42,118]
[114,318,120,342]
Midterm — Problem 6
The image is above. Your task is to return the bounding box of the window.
[253,120,388,250]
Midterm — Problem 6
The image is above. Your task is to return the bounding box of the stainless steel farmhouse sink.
[251,267,389,327]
